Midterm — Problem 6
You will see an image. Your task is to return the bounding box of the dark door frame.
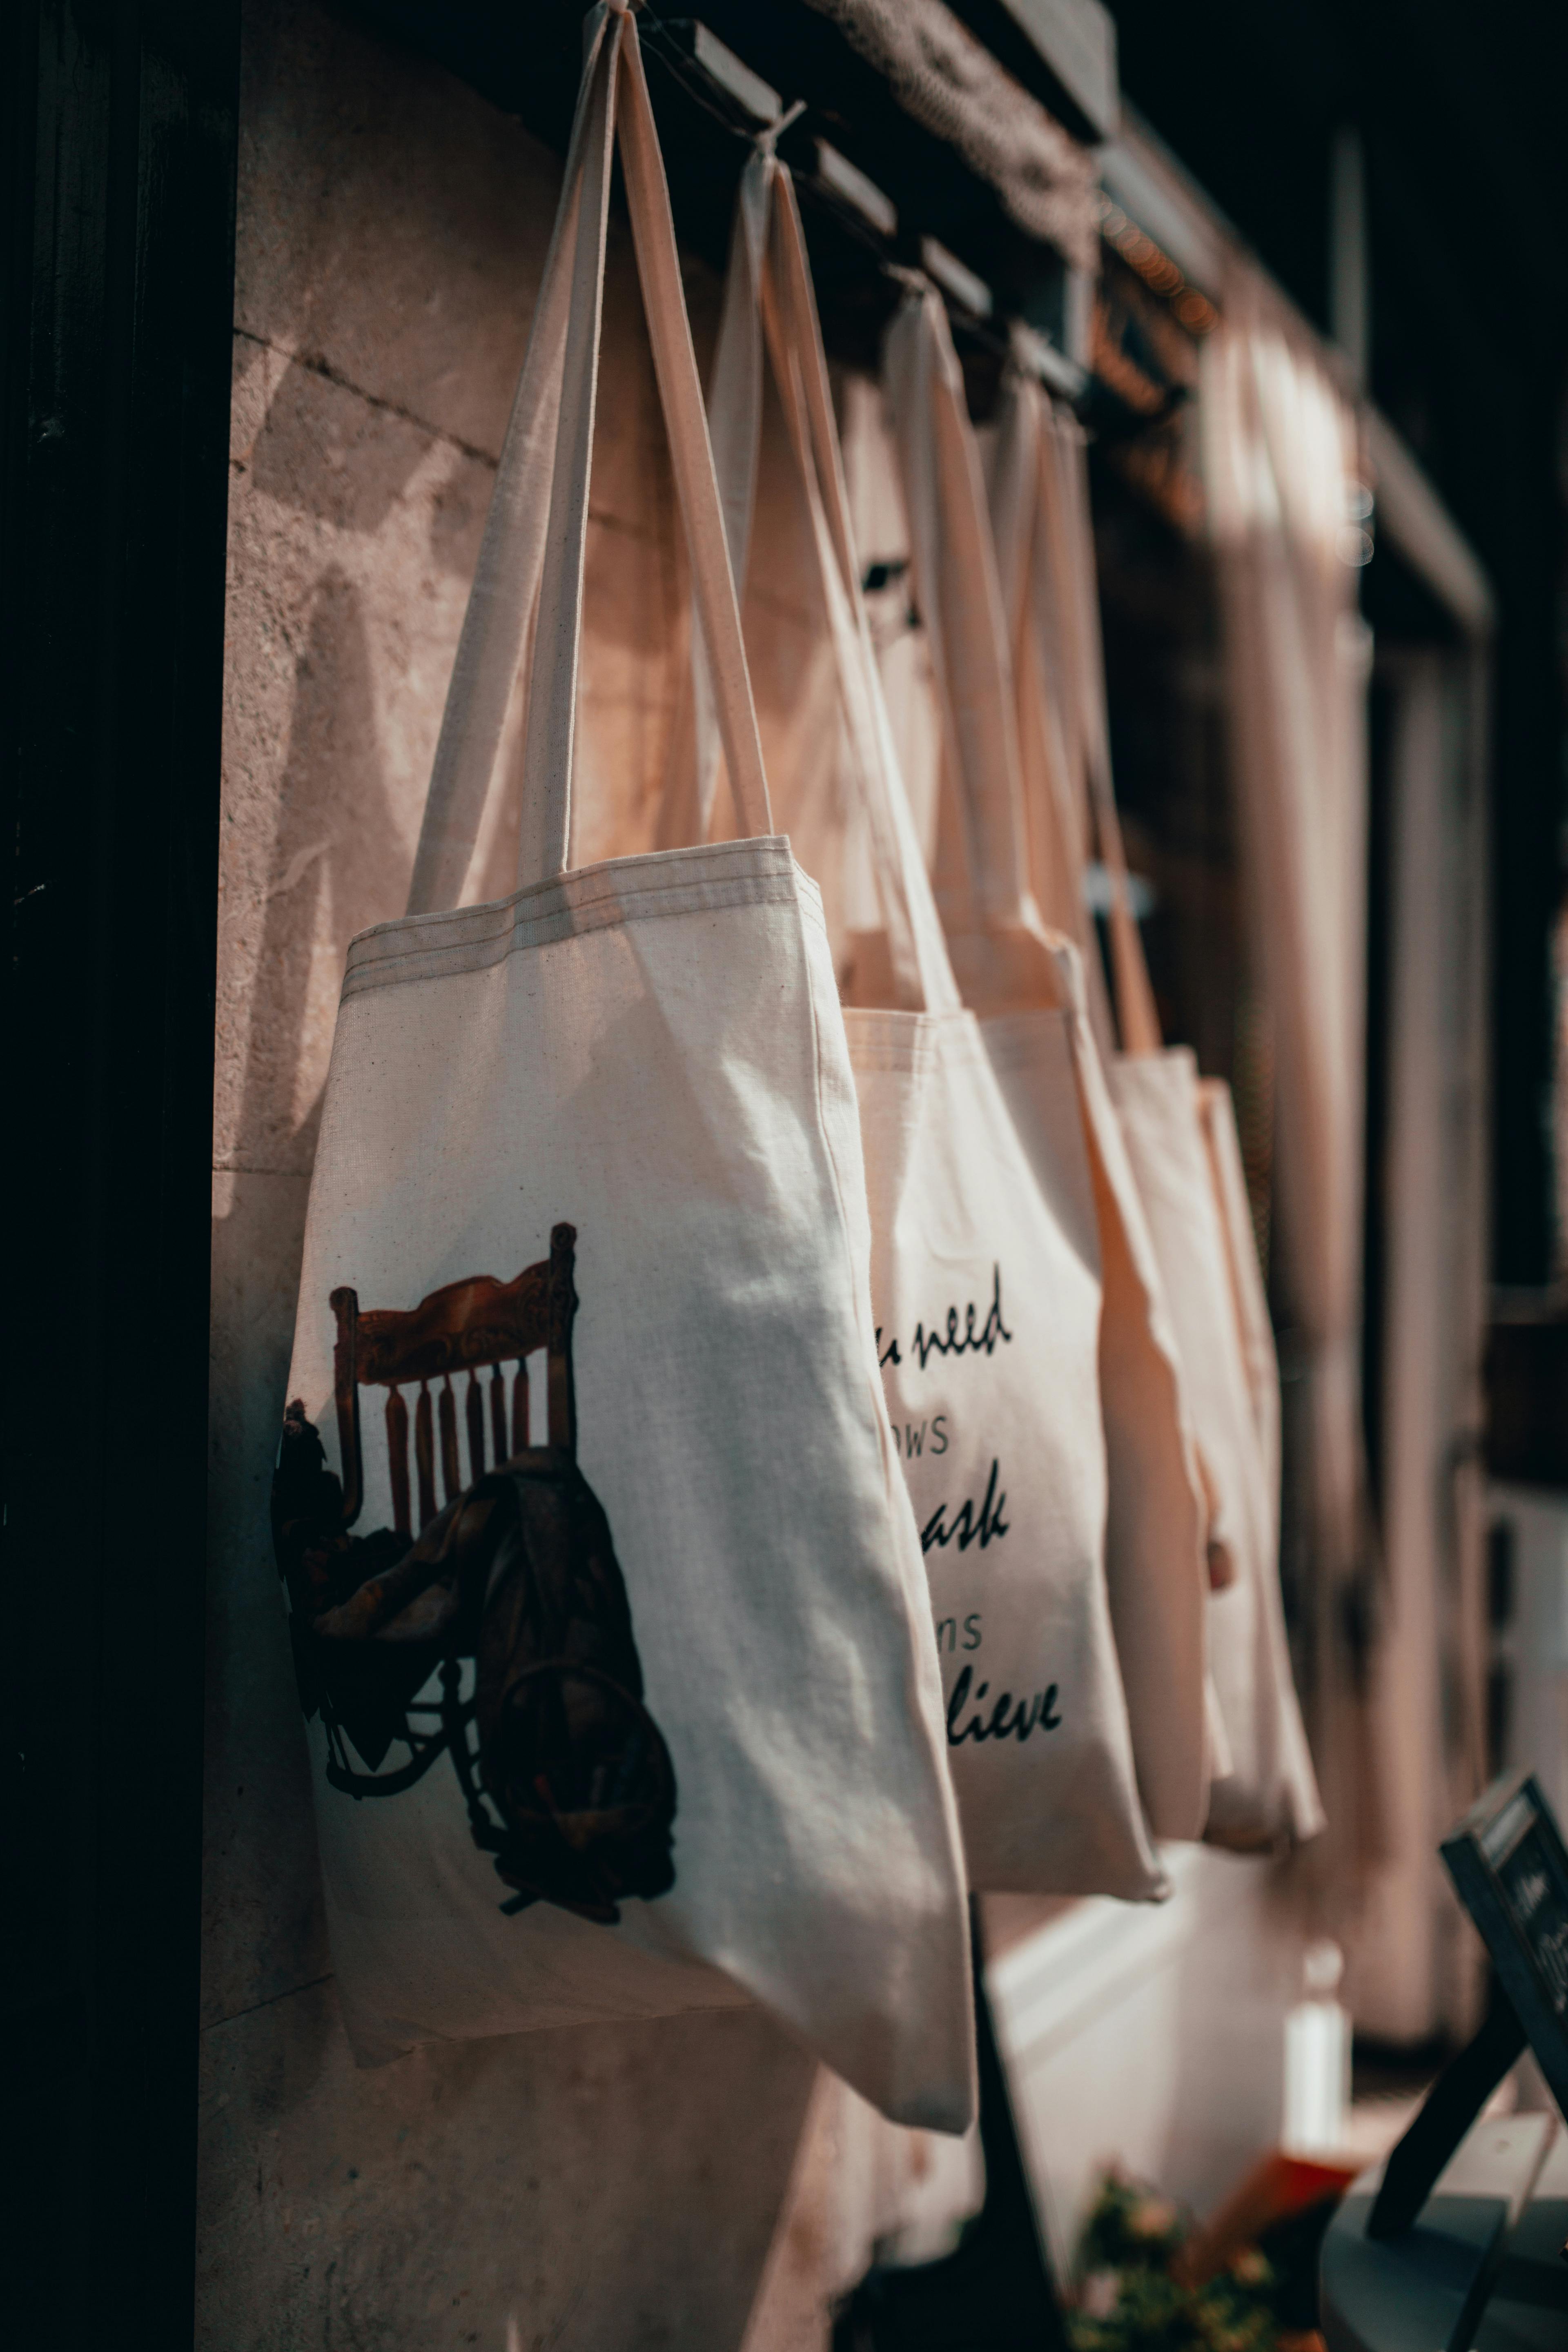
[2,3,238,2343]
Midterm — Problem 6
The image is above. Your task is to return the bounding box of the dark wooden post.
[1,3,239,2345]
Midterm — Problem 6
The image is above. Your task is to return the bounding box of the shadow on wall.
[232,557,402,1174]
[202,6,852,2333]
[249,341,452,538]
[205,553,409,2042]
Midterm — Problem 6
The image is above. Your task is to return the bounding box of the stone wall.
[203,7,854,2343]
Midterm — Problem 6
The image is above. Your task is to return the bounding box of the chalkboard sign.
[1369,1771,1568,2240]
[1443,1772,1568,2120]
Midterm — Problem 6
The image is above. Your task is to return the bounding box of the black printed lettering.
[946,1664,1062,1747]
[909,1268,1013,1371]
[962,1612,983,1651]
[947,1671,989,1744]
[934,1617,956,1655]
[930,1414,950,1456]
[878,1272,1013,1380]
[920,1459,1009,1554]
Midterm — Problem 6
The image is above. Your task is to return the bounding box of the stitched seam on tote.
[842,1016,940,1078]
[350,866,797,960]
[341,873,802,1000]
[347,841,800,960]
[350,856,794,949]
[981,1009,1071,1072]
[345,884,790,988]
[792,862,828,937]
[349,871,777,964]
[841,1008,985,1079]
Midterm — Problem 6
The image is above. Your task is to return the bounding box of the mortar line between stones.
[231,325,672,549]
[212,1157,316,1178]
[207,1972,334,2033]
[233,323,499,468]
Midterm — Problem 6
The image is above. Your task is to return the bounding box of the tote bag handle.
[675,147,958,1015]
[988,370,1095,946]
[882,284,1039,945]
[765,166,960,1016]
[406,1,771,916]
[654,141,773,860]
[1036,402,1164,1056]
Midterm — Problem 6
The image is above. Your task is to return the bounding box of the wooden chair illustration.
[330,1223,578,1537]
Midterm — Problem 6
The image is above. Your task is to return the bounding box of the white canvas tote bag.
[1111,1047,1321,1847]
[885,291,1210,1847]
[270,2,975,2128]
[1039,402,1323,1849]
[673,158,991,2254]
[732,243,1160,1898]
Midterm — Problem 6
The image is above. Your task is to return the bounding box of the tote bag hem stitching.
[341,867,819,1003]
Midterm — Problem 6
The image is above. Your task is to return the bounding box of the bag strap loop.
[882,284,1037,942]
[671,148,958,1013]
[1038,394,1164,1055]
[760,165,959,1014]
[408,2,771,916]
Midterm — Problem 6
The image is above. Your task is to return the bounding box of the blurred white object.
[988,1846,1303,2270]
[1282,1939,1351,2155]
[1081,859,1154,920]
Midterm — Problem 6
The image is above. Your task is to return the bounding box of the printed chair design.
[272,1223,677,1924]
[329,1224,579,1539]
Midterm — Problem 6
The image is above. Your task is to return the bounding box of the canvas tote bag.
[885,289,1211,1846]
[270,2,975,2128]
[722,228,1161,1898]
[666,158,990,2254]
[1039,401,1323,1849]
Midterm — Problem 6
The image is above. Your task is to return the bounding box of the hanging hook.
[755,96,806,156]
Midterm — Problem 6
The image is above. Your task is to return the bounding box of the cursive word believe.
[946,1664,1061,1745]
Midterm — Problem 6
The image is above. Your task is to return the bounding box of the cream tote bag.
[768,259,1159,1898]
[886,292,1210,1847]
[688,156,1160,1896]
[270,4,975,2129]
[675,159,989,2256]
[1037,395,1323,1849]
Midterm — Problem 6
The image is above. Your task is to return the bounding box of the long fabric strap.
[679,149,958,1013]
[1039,401,1164,1055]
[988,367,1113,1047]
[764,168,958,1015]
[988,370,1091,944]
[655,156,768,855]
[882,285,1037,941]
[407,1,770,916]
